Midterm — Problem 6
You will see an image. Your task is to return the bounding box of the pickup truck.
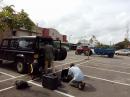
[94,48,115,58]
[0,36,67,73]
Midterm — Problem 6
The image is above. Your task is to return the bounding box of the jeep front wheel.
[16,61,27,74]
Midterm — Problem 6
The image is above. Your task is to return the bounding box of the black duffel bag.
[42,74,60,90]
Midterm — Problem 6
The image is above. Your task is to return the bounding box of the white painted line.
[55,58,91,68]
[54,90,75,97]
[85,75,130,86]
[91,58,130,67]
[28,81,75,97]
[88,62,130,69]
[0,75,26,83]
[80,65,130,75]
[0,86,14,92]
[28,81,42,87]
[66,57,86,60]
[0,72,16,78]
[54,57,85,64]
[0,79,34,93]
[49,59,91,75]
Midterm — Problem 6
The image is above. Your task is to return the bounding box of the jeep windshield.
[38,37,53,49]
[38,37,61,49]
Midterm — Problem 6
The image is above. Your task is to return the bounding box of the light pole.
[68,35,72,49]
[69,35,72,43]
[110,41,111,46]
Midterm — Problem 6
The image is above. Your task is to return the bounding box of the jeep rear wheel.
[16,61,27,74]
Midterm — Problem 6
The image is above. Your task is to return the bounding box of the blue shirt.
[68,66,84,81]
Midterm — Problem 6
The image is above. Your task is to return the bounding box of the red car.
[75,46,92,56]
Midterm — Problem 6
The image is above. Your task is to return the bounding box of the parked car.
[115,49,130,56]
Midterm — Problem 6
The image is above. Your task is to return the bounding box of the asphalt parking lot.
[0,51,130,97]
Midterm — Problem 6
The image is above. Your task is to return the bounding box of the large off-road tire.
[84,51,89,56]
[84,50,93,56]
[59,47,67,60]
[89,50,93,56]
[0,60,3,65]
[54,49,59,61]
[16,61,28,74]
[75,51,79,55]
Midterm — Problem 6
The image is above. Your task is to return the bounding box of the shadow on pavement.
[84,83,96,92]
[0,62,16,72]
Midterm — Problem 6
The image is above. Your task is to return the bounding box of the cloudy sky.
[1,0,130,44]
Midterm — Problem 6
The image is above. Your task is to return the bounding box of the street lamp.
[68,35,72,50]
[69,35,72,43]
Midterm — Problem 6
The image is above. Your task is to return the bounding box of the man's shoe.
[78,82,85,90]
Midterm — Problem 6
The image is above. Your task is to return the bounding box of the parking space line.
[0,72,16,78]
[91,58,130,67]
[0,86,14,92]
[28,81,75,97]
[87,62,130,69]
[0,79,33,93]
[0,75,26,83]
[55,58,87,67]
[55,58,91,68]
[85,75,130,87]
[80,65,130,75]
[54,90,75,97]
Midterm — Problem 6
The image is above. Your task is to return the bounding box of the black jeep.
[0,36,67,73]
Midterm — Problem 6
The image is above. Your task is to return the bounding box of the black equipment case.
[61,68,72,82]
[42,74,59,90]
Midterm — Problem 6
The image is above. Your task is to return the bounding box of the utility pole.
[110,41,111,46]
[125,23,129,40]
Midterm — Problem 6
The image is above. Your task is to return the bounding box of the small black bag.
[61,68,72,82]
[15,80,30,89]
[42,74,60,90]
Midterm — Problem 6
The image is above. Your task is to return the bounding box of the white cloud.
[3,0,130,44]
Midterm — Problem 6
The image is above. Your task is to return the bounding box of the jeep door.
[16,38,35,63]
[8,39,19,61]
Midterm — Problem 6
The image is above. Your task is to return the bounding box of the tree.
[115,38,130,49]
[96,42,110,48]
[0,5,35,33]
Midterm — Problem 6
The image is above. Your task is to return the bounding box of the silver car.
[115,49,130,56]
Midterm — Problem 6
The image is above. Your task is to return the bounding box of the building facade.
[41,28,67,42]
[0,27,67,43]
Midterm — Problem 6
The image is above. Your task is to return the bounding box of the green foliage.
[115,39,130,49]
[96,42,110,48]
[0,5,35,32]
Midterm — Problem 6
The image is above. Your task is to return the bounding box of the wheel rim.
[17,62,23,72]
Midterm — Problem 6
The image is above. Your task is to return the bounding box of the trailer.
[94,48,115,58]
